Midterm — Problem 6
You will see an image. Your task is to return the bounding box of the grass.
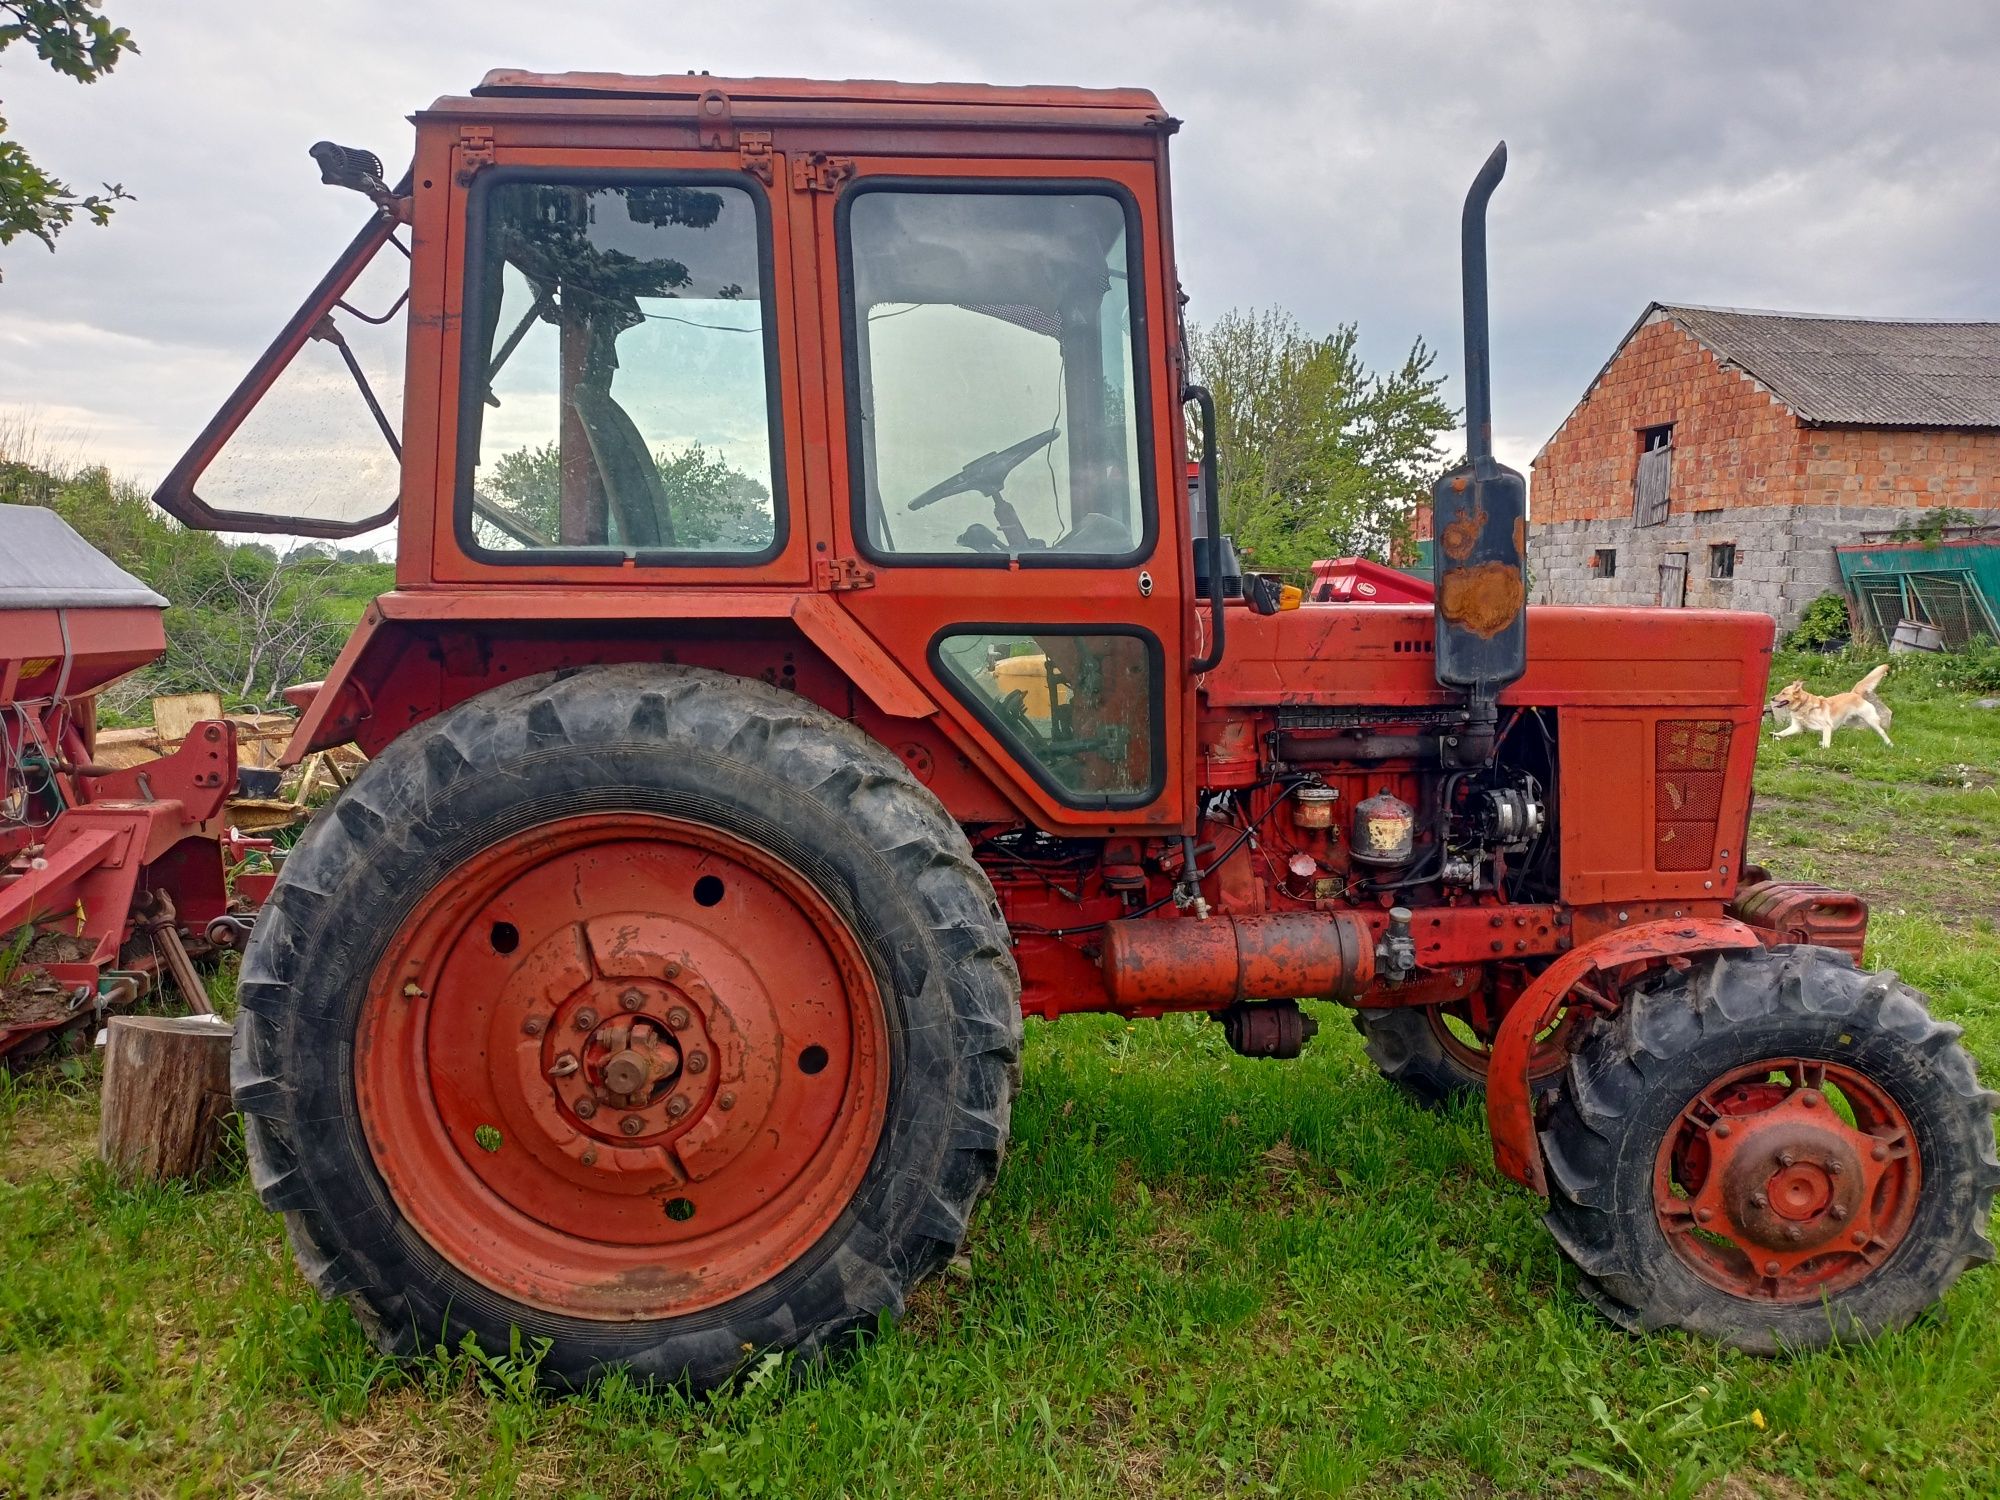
[2,651,1997,1497]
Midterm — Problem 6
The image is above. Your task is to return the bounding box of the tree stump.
[98,1014,235,1186]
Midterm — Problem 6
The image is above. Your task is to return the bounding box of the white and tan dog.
[1770,664,1894,748]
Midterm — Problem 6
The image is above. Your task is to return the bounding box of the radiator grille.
[1655,720,1731,871]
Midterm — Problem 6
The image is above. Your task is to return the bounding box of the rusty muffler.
[1101,912,1374,1010]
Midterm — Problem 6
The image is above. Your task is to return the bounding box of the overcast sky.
[3,0,1996,504]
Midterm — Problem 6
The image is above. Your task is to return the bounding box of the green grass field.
[3,649,1997,1498]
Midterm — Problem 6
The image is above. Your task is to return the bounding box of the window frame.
[927,623,1167,810]
[835,176,1159,571]
[1708,541,1737,580]
[451,165,790,569]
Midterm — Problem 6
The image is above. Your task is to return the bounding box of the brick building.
[1529,304,2000,628]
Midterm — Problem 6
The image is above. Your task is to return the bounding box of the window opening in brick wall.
[1709,542,1736,580]
[1633,423,1673,528]
[1592,547,1617,578]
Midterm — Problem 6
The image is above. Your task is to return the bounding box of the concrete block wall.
[1530,503,1920,630]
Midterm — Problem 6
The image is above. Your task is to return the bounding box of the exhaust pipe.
[1432,142,1528,725]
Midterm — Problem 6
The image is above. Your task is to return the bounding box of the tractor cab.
[157,73,1196,828]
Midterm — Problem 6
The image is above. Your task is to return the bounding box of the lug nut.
[619,1115,645,1136]
[1696,1207,1714,1224]
[574,1006,599,1031]
[1777,1150,1796,1168]
[667,1006,691,1031]
[522,1016,545,1036]
[1852,1230,1868,1246]
[665,961,682,979]
[1829,1205,1848,1221]
[1826,1160,1844,1177]
[685,1050,708,1075]
[581,1148,597,1166]
[718,1091,736,1111]
[666,1095,691,1120]
[574,1097,597,1119]
[1713,1121,1733,1139]
[620,988,646,1012]
[1801,1092,1821,1109]
[1750,1192,1768,1209]
[1784,1225,1803,1242]
[1763,1260,1781,1276]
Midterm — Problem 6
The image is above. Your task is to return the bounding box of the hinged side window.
[153,209,410,538]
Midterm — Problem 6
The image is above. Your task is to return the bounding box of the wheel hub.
[539,974,723,1147]
[354,812,889,1321]
[1655,1058,1920,1299]
[1708,1102,1866,1254]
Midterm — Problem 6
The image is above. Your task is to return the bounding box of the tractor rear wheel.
[232,665,1020,1389]
[1540,945,1999,1352]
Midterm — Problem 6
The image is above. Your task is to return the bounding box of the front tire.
[232,665,1021,1389]
[1541,945,1999,1352]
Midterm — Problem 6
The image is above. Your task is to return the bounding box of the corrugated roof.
[0,505,167,611]
[1660,304,2000,428]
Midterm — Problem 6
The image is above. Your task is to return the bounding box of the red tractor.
[154,73,1996,1388]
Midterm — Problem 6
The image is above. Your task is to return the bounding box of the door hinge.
[454,126,495,187]
[793,153,855,193]
[815,557,876,591]
[738,131,774,184]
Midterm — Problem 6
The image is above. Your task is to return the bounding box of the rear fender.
[284,593,941,763]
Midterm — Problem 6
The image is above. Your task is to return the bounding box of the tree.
[155,545,347,711]
[0,0,136,278]
[482,439,771,549]
[1187,307,1455,573]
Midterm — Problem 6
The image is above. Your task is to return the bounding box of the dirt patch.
[1751,792,2000,930]
[0,1094,98,1183]
[261,1390,555,1499]
[1699,1474,1808,1500]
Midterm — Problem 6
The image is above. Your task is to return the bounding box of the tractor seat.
[567,385,674,548]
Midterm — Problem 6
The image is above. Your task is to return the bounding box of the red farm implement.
[0,507,256,1062]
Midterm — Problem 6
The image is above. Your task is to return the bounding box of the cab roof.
[469,70,1165,114]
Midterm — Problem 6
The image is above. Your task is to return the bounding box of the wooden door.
[1658,551,1689,607]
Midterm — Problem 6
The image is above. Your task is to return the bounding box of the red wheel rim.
[1654,1057,1920,1302]
[1428,1002,1576,1082]
[355,812,889,1321]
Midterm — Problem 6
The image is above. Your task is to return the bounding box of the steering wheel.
[906,427,1060,550]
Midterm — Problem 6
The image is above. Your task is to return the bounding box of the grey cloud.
[2,0,1995,485]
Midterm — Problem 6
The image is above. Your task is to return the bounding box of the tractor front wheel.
[232,665,1021,1389]
[1540,945,1999,1352]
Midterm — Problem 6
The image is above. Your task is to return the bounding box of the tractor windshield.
[841,187,1148,561]
[457,175,782,562]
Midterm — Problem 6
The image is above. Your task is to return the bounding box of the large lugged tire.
[232,665,1021,1390]
[1541,944,2000,1353]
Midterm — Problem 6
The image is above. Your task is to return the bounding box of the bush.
[1785,592,1853,651]
[1941,639,2000,694]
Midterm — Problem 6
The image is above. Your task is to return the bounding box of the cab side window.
[458,174,783,562]
[841,187,1149,563]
